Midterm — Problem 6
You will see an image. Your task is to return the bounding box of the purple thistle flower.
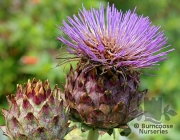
[57,3,174,69]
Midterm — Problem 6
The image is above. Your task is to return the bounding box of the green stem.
[87,129,99,140]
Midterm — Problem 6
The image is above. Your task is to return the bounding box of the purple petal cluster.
[58,4,174,69]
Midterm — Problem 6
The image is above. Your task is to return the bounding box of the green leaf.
[164,105,169,113]
[120,127,131,137]
[164,113,170,121]
[81,123,91,132]
[167,110,177,116]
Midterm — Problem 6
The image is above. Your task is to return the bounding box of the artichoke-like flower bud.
[58,3,174,132]
[0,79,73,140]
[65,62,147,132]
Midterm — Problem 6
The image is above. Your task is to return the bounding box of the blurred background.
[0,0,179,140]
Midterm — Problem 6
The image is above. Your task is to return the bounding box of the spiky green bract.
[65,59,147,132]
[0,79,73,140]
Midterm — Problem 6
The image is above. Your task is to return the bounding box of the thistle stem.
[87,129,99,140]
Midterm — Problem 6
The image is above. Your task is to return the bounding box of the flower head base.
[58,4,173,69]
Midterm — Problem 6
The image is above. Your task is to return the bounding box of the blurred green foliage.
[0,0,179,140]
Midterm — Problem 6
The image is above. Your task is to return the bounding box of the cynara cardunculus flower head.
[58,3,173,69]
[57,3,174,133]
